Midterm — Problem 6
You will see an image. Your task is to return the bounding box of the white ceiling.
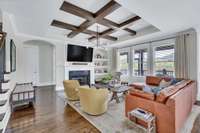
[116,0,200,33]
[0,0,200,47]
[105,7,136,24]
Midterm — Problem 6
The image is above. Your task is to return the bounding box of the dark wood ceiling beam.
[51,20,78,31]
[98,19,120,29]
[124,28,136,35]
[88,28,116,41]
[67,0,120,38]
[67,20,94,38]
[51,20,117,41]
[102,35,118,41]
[60,1,94,21]
[94,0,120,20]
[100,28,116,36]
[119,16,141,28]
[56,1,141,41]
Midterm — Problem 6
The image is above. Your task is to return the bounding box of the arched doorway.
[23,40,55,86]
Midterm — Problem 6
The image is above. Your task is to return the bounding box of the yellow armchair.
[63,80,80,101]
[79,87,109,115]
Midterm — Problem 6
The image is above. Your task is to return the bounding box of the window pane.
[133,49,148,76]
[154,45,175,77]
[119,52,129,75]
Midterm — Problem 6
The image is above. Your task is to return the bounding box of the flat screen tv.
[10,39,16,72]
[67,44,93,62]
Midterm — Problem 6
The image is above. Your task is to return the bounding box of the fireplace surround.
[69,70,90,85]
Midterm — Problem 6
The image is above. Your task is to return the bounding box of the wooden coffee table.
[110,86,130,103]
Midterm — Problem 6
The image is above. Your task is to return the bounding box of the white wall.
[195,27,200,100]
[2,12,65,89]
[39,44,53,84]
[23,41,54,85]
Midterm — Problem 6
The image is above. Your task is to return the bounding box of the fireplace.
[69,70,90,85]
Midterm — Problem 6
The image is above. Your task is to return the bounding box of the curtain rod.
[119,31,192,49]
[119,36,177,49]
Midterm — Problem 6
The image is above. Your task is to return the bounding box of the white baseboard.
[55,86,64,91]
[36,82,56,87]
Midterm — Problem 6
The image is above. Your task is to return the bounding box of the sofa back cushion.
[156,80,192,103]
[146,76,163,86]
[129,88,155,101]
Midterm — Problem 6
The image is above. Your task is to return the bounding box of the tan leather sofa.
[63,80,80,101]
[126,76,197,133]
[79,86,109,115]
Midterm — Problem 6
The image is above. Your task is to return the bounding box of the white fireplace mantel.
[65,64,95,85]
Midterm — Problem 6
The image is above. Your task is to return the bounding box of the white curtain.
[111,48,120,73]
[175,30,197,80]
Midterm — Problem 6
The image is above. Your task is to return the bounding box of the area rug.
[57,91,200,133]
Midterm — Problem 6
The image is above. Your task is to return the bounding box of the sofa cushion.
[129,82,145,90]
[146,76,163,86]
[156,80,192,103]
[129,88,155,101]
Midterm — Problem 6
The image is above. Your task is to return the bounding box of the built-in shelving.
[93,48,109,80]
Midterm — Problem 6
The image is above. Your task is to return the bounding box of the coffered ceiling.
[50,0,156,44]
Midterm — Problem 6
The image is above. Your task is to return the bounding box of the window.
[119,52,129,75]
[133,49,148,76]
[154,45,175,77]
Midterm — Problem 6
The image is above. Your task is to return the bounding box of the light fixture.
[96,24,100,48]
[95,24,108,49]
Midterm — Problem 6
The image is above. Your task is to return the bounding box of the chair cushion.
[146,76,163,86]
[129,88,155,101]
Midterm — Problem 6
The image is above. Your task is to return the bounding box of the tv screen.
[67,44,93,62]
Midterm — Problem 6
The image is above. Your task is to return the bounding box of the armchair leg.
[64,99,68,107]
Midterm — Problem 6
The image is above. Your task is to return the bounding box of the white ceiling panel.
[57,11,86,26]
[65,0,110,13]
[87,23,109,32]
[74,33,91,40]
[105,7,136,24]
[110,30,129,37]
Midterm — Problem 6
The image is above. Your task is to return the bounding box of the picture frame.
[10,39,16,72]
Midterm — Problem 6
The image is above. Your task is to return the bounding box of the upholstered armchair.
[63,80,80,101]
[79,87,109,115]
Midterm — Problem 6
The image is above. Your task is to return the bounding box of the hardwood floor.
[6,86,100,133]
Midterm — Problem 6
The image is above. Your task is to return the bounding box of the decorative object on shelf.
[96,54,102,59]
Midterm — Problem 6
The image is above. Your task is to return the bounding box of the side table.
[127,108,156,133]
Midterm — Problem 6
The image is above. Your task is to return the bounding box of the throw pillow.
[159,79,171,88]
[151,87,163,94]
[170,78,182,85]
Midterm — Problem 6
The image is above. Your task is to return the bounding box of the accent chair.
[63,80,80,101]
[79,86,109,115]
